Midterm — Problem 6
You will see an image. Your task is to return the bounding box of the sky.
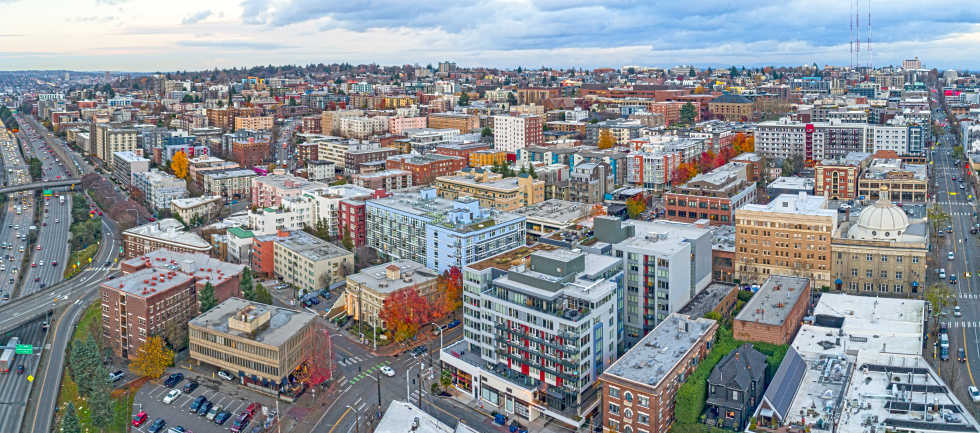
[2,0,980,72]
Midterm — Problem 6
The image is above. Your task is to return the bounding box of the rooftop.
[863,158,928,180]
[274,231,352,262]
[513,199,588,225]
[253,174,327,190]
[818,151,872,167]
[189,297,315,348]
[767,176,815,192]
[677,283,739,319]
[735,276,809,326]
[739,192,837,218]
[123,249,244,285]
[368,189,524,233]
[375,400,460,433]
[113,150,148,163]
[104,266,193,297]
[354,169,411,179]
[170,195,222,209]
[613,219,712,256]
[711,224,736,252]
[466,244,560,272]
[123,219,211,250]
[347,259,439,295]
[603,313,717,389]
[204,168,258,179]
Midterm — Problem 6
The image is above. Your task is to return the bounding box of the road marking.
[327,406,353,433]
[965,326,976,388]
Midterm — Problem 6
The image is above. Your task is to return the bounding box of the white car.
[380,365,395,377]
[949,251,955,260]
[163,389,182,404]
[217,370,235,381]
[971,386,980,403]
[955,306,963,317]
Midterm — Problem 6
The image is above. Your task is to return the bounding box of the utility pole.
[376,370,382,420]
[417,359,423,411]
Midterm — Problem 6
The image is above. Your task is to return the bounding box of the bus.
[0,337,18,373]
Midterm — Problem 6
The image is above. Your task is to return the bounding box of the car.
[132,411,148,427]
[147,418,167,433]
[51,261,56,266]
[16,365,24,374]
[217,370,235,381]
[214,411,232,425]
[38,260,43,266]
[411,345,429,357]
[182,380,199,393]
[961,184,966,190]
[36,245,40,250]
[163,389,182,404]
[55,218,59,223]
[189,395,206,413]
[198,400,213,416]
[380,365,395,377]
[109,370,125,382]
[953,176,958,181]
[164,373,184,388]
[949,251,955,260]
[231,413,252,433]
[446,319,461,329]
[206,405,221,421]
[166,427,187,433]
[245,402,261,416]
[971,386,980,403]
[30,263,35,267]
[960,347,967,362]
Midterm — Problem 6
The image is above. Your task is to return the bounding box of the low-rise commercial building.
[857,153,927,202]
[273,230,354,291]
[170,196,223,225]
[112,150,150,190]
[122,219,212,258]
[733,275,809,345]
[189,298,316,393]
[435,169,544,211]
[665,161,757,225]
[344,260,440,334]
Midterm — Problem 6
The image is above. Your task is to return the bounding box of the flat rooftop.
[170,195,221,209]
[735,276,809,326]
[603,313,716,389]
[347,259,439,295]
[767,176,814,191]
[123,248,244,286]
[354,169,410,179]
[739,192,837,218]
[515,199,588,225]
[124,219,211,249]
[677,283,738,319]
[190,297,315,347]
[614,219,711,256]
[368,191,524,233]
[106,266,194,298]
[466,244,559,272]
[275,231,352,262]
[205,168,257,179]
[375,400,454,433]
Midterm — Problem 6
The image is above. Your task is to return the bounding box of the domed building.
[831,187,928,297]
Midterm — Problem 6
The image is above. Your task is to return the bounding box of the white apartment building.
[95,124,139,164]
[441,246,620,430]
[201,168,256,202]
[272,230,354,291]
[112,150,150,189]
[132,169,189,211]
[339,116,390,139]
[492,114,543,153]
[248,206,306,235]
[593,216,713,347]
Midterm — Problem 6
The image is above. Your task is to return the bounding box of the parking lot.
[132,367,278,433]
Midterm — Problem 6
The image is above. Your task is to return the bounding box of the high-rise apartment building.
[492,114,544,153]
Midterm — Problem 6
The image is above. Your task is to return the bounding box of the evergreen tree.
[61,402,81,433]
[89,387,114,428]
[240,268,254,300]
[199,282,217,312]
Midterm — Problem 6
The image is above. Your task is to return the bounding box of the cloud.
[69,16,117,23]
[176,39,294,50]
[95,0,129,4]
[182,10,212,25]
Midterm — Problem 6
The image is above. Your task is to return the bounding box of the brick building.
[229,136,270,168]
[664,162,757,225]
[345,146,401,175]
[352,169,413,191]
[122,219,212,258]
[301,115,321,134]
[599,314,718,433]
[427,112,480,134]
[338,199,368,247]
[434,141,491,160]
[385,153,466,185]
[732,275,810,345]
[814,152,871,200]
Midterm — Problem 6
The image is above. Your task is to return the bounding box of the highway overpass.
[0,178,80,194]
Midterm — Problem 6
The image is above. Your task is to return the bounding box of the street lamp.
[345,404,361,433]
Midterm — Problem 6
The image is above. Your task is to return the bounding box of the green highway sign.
[14,344,32,355]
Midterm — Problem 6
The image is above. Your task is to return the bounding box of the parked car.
[231,413,252,433]
[163,373,184,388]
[970,386,980,403]
[206,405,221,421]
[198,400,213,416]
[217,370,235,381]
[411,345,429,357]
[214,411,232,425]
[446,319,461,329]
[147,418,166,433]
[182,380,199,393]
[189,396,206,413]
[163,389,182,404]
[109,370,125,382]
[245,402,261,416]
[131,411,148,427]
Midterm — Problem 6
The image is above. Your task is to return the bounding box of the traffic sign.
[14,344,32,355]
[27,375,33,382]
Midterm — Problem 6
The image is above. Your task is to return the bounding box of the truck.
[59,195,65,205]
[0,337,18,373]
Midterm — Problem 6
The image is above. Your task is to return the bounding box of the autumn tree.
[693,85,707,94]
[743,135,755,152]
[130,335,175,379]
[379,286,439,342]
[170,150,189,179]
[589,203,606,217]
[597,129,616,149]
[626,197,647,219]
[699,150,717,173]
[439,267,463,314]
[199,281,217,313]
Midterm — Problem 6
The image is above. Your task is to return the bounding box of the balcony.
[494,322,577,352]
[494,346,580,382]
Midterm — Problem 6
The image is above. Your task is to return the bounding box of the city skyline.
[3,0,980,71]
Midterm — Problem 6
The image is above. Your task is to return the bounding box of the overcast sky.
[2,0,979,72]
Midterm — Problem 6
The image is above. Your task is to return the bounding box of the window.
[638,413,650,425]
[895,271,903,280]
[732,391,740,401]
[881,255,888,262]
[609,387,620,398]
[609,403,619,415]
[638,395,649,408]
[866,254,873,261]
[624,408,633,419]
[624,391,633,403]
[880,271,888,278]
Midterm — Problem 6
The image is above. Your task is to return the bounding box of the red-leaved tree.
[379,286,439,342]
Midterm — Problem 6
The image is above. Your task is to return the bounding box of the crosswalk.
[345,360,392,386]
[960,294,980,300]
[336,355,365,367]
[942,320,980,329]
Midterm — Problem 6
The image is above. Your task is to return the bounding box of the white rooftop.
[740,192,837,218]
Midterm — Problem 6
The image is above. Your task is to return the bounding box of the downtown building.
[492,114,544,153]
[366,188,526,273]
[441,245,620,430]
[664,161,757,226]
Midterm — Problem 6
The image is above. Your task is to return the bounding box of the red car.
[132,411,148,427]
[245,402,261,416]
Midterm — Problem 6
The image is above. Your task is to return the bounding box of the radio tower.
[867,0,872,71]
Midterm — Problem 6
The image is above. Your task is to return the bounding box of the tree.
[199,282,218,313]
[458,93,470,106]
[170,150,189,179]
[481,127,492,138]
[379,286,439,342]
[506,93,518,105]
[439,267,463,315]
[729,65,738,78]
[589,203,605,217]
[240,267,254,299]
[704,311,722,321]
[924,284,954,316]
[679,102,697,126]
[597,129,616,149]
[689,67,696,77]
[693,85,707,94]
[61,402,81,433]
[89,387,115,429]
[341,230,354,251]
[699,150,717,173]
[130,336,174,379]
[626,197,647,219]
[780,155,803,176]
[254,283,273,305]
[69,335,101,396]
[928,204,952,235]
